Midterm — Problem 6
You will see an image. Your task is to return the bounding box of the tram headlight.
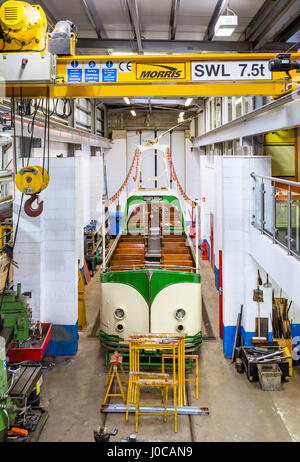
[175,308,186,320]
[114,308,125,320]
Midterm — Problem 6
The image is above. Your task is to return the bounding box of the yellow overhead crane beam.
[0,1,299,98]
[2,52,300,99]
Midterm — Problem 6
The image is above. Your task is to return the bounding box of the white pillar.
[196,205,199,271]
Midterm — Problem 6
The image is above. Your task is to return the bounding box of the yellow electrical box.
[15,166,49,195]
[0,1,47,52]
[264,129,296,178]
[264,129,295,146]
[0,219,12,249]
[284,346,293,377]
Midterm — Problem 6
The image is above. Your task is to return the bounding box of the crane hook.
[24,194,44,217]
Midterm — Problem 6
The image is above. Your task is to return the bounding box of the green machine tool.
[0,283,44,442]
[0,336,17,442]
[0,283,31,342]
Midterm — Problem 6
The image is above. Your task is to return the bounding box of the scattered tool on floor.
[120,434,143,442]
[93,427,143,443]
[93,427,118,442]
[8,427,28,437]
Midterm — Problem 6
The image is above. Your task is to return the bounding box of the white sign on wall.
[191,61,272,81]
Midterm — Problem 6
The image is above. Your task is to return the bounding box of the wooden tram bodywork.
[99,189,202,363]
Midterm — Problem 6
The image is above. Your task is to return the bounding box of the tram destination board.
[143,196,163,201]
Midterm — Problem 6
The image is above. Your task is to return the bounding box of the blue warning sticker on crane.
[67,60,83,83]
[102,60,117,82]
[85,60,100,82]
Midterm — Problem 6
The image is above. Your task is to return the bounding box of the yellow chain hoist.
[15,166,49,217]
[15,166,49,195]
[0,1,47,52]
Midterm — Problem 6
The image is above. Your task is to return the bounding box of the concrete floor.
[39,260,300,442]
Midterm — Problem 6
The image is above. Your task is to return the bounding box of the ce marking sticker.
[119,61,132,73]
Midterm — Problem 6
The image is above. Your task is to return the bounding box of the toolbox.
[7,323,52,362]
[241,346,289,382]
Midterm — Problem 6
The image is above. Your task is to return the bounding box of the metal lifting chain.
[166,149,196,208]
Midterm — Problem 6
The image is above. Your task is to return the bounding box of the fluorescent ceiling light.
[215,27,235,36]
[131,110,136,116]
[185,98,193,106]
[124,97,130,105]
[214,13,238,37]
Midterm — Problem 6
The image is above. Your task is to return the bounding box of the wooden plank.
[118,243,144,248]
[161,260,192,267]
[112,255,144,261]
[111,259,144,264]
[162,248,190,254]
[161,254,192,261]
[83,258,91,284]
[162,237,186,241]
[120,237,144,242]
[255,317,268,339]
[114,249,144,255]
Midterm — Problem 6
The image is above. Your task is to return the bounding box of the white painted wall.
[198,152,300,353]
[185,140,200,202]
[197,155,276,349]
[13,157,77,324]
[104,137,127,213]
[222,156,272,335]
[199,154,223,269]
[75,152,104,266]
[250,229,300,316]
[13,153,104,325]
[31,141,68,158]
[41,158,77,325]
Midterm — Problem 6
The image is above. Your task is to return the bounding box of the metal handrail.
[251,173,300,260]
[251,172,300,188]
